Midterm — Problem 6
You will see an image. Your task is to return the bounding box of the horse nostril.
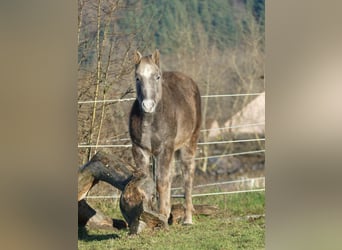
[142,100,156,113]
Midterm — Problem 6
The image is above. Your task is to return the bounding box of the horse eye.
[156,75,160,80]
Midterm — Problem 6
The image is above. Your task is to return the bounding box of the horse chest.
[131,113,177,154]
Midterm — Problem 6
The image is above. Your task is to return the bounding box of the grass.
[78,192,265,249]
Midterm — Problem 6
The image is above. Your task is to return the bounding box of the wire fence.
[80,92,265,199]
[77,92,264,104]
[194,149,265,161]
[77,122,265,148]
[200,122,265,132]
[80,124,265,145]
[171,177,265,191]
[85,189,265,199]
[172,189,265,198]
[78,138,265,148]
[85,177,265,199]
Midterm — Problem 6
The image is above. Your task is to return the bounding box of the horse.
[129,49,201,225]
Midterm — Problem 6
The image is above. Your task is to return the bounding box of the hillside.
[116,0,264,53]
[77,0,265,168]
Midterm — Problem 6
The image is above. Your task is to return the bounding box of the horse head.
[133,49,162,113]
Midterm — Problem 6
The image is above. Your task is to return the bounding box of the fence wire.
[78,93,264,104]
[78,138,265,148]
[85,177,265,199]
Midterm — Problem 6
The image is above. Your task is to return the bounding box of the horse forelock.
[136,56,160,77]
[138,62,154,79]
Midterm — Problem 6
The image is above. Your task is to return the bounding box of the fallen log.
[169,204,219,224]
[78,151,166,234]
[119,170,168,234]
[78,151,134,201]
[78,151,218,234]
[78,199,127,230]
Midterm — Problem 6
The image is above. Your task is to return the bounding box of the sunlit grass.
[78,192,265,249]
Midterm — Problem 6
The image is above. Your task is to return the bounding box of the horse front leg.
[179,146,196,224]
[132,144,150,175]
[156,147,174,222]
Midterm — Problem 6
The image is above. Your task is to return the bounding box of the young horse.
[129,49,201,225]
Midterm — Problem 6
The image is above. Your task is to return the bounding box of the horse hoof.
[182,221,193,226]
[129,220,147,235]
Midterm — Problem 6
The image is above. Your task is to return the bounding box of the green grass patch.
[78,192,265,249]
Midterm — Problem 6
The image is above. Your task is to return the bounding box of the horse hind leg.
[156,147,174,223]
[178,146,196,224]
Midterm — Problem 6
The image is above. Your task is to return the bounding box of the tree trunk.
[78,199,127,230]
[169,203,219,224]
[78,151,218,234]
[78,151,134,201]
[78,151,166,234]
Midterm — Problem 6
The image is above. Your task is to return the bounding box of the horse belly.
[173,112,196,150]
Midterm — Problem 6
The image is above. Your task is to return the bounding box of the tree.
[78,0,143,165]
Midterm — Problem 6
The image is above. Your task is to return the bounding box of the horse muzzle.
[141,99,156,113]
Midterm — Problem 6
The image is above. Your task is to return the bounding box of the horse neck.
[141,112,154,126]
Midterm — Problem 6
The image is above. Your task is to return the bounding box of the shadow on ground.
[78,227,121,241]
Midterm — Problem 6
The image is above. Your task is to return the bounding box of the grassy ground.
[78,192,265,250]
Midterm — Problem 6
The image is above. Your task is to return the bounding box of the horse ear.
[152,49,160,67]
[133,50,142,64]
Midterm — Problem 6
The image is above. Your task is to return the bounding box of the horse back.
[162,71,201,115]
